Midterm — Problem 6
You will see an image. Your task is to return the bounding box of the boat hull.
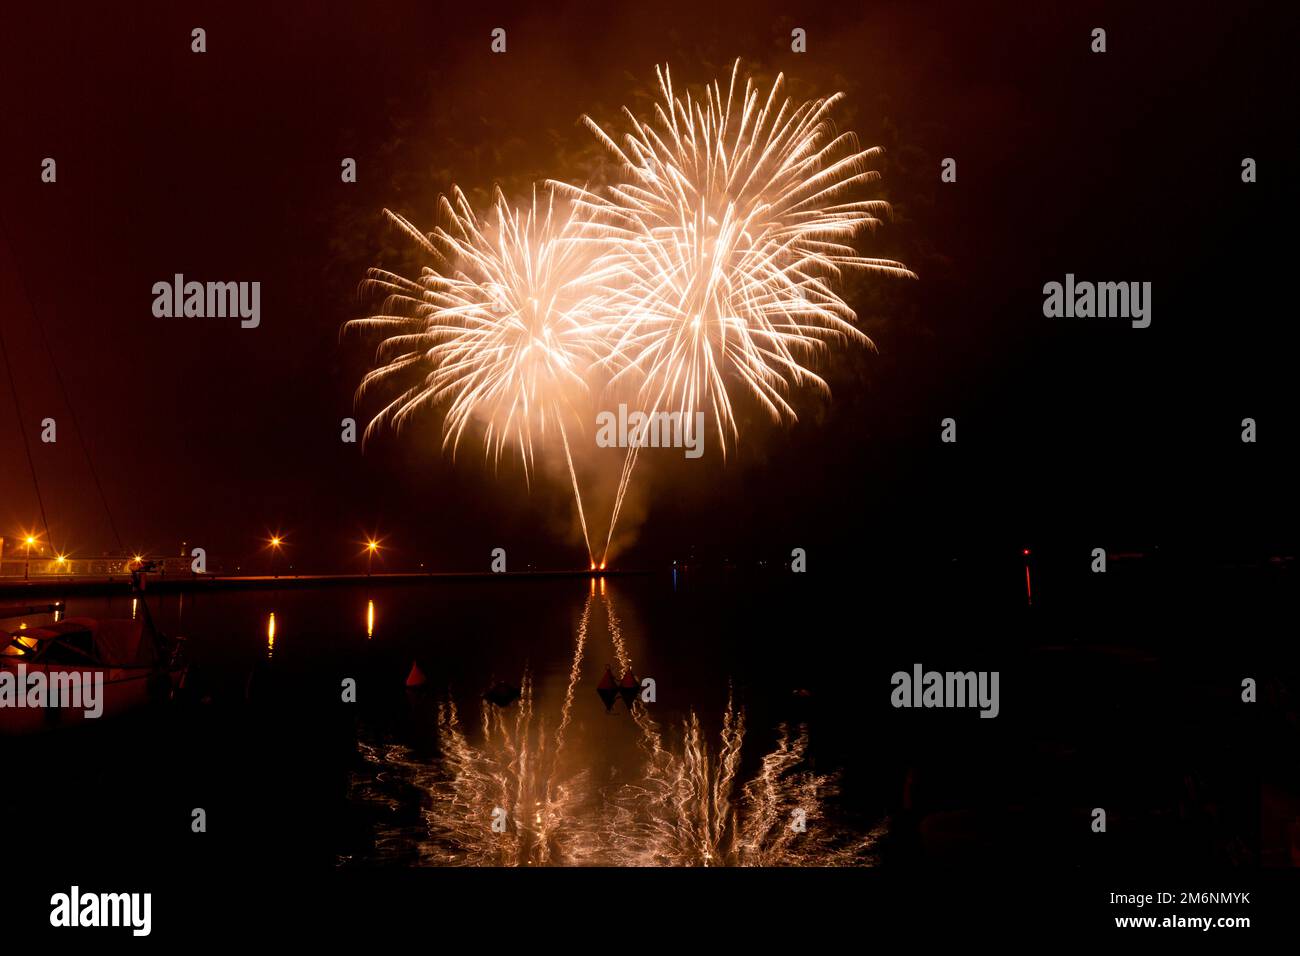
[0,663,184,735]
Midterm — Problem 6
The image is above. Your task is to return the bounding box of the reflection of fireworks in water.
[427,676,594,865]
[587,693,883,866]
[589,594,883,866]
[348,593,883,866]
[427,593,596,865]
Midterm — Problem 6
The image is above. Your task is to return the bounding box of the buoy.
[596,666,618,712]
[405,661,427,687]
[617,670,638,710]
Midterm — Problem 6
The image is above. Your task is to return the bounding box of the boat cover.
[94,618,155,667]
[0,617,153,667]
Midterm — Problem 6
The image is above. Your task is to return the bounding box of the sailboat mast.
[0,288,55,557]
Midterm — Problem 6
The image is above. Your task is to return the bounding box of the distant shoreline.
[0,568,652,598]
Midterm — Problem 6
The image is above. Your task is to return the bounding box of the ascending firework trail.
[350,61,913,567]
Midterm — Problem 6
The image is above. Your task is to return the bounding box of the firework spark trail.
[347,186,626,565]
[556,419,594,564]
[558,61,916,562]
[600,442,641,567]
[352,64,912,565]
[576,60,920,407]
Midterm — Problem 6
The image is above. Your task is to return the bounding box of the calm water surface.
[3,571,885,867]
[3,558,1273,868]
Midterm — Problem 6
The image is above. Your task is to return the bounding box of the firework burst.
[557,60,915,560]
[347,185,627,560]
[351,62,912,565]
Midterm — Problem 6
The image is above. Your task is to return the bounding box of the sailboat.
[0,568,187,734]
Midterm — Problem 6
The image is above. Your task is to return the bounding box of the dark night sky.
[1,1,1294,571]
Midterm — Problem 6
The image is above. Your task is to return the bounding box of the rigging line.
[0,287,54,555]
[0,219,124,553]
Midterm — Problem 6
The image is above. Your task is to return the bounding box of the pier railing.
[0,557,195,577]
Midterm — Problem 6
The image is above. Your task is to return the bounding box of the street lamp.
[23,534,37,581]
[366,539,380,577]
[268,535,284,578]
